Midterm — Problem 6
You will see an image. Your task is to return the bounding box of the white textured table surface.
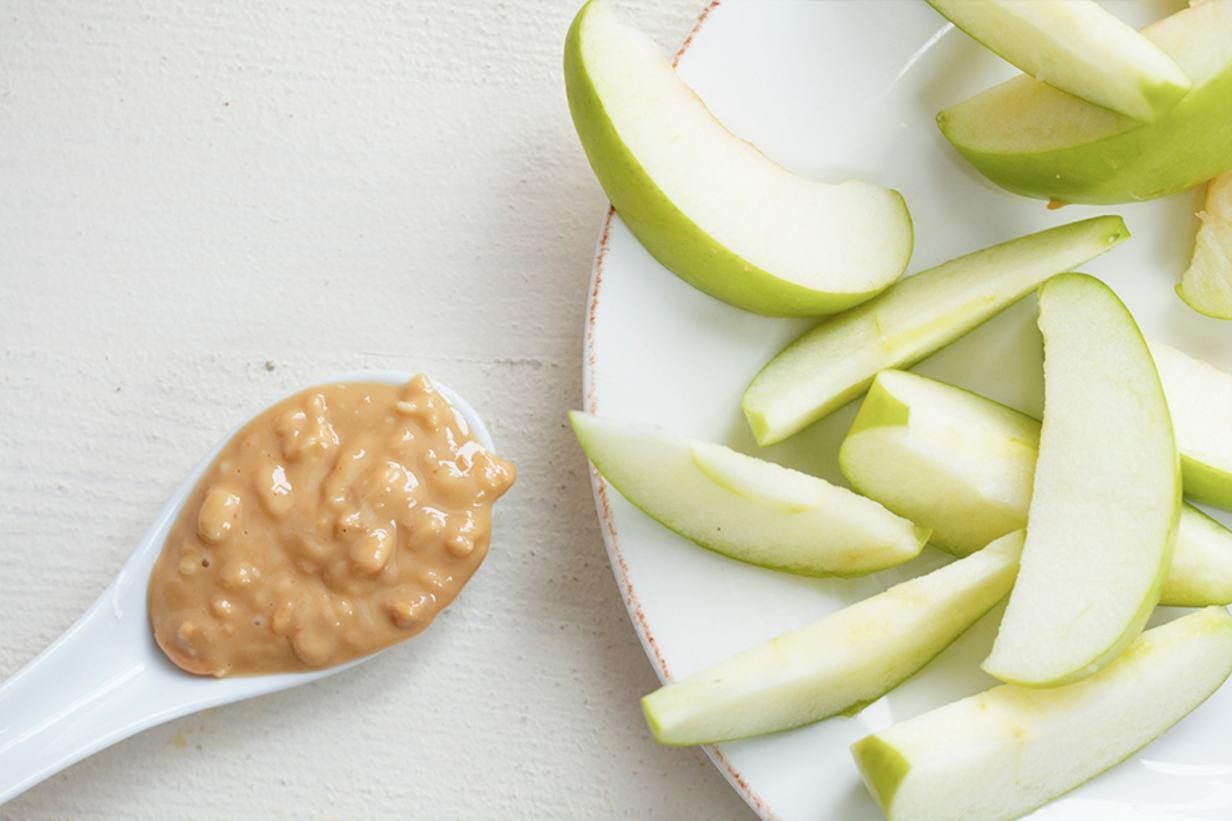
[0,0,750,817]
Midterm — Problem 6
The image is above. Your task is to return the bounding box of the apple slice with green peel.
[741,216,1128,446]
[568,412,928,576]
[984,275,1180,687]
[642,531,1022,746]
[1151,340,1232,510]
[937,0,1232,204]
[840,370,1038,555]
[1177,173,1232,319]
[689,441,820,512]
[852,607,1232,821]
[1163,507,1232,607]
[839,368,1232,607]
[926,0,1190,122]
[563,1,913,317]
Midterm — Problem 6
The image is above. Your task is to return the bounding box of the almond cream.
[148,375,515,676]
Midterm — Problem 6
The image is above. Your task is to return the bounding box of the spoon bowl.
[0,371,495,805]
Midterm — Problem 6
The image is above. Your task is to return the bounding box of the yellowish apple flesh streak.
[742,216,1127,446]
[642,531,1022,746]
[563,0,913,316]
[1151,340,1232,511]
[984,275,1180,687]
[568,412,928,577]
[937,0,1232,204]
[1177,172,1232,319]
[839,369,1232,607]
[925,0,1190,122]
[852,608,1232,821]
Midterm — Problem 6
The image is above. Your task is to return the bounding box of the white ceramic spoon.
[0,371,495,805]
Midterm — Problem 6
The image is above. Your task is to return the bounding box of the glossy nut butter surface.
[148,375,515,676]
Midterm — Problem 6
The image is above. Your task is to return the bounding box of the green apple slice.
[1151,340,1232,510]
[1177,173,1232,319]
[1163,507,1232,607]
[689,441,820,512]
[840,370,1038,555]
[563,1,913,317]
[852,607,1232,821]
[568,412,928,576]
[926,0,1190,122]
[937,0,1232,204]
[642,531,1022,746]
[741,216,1128,446]
[839,368,1232,607]
[984,275,1180,687]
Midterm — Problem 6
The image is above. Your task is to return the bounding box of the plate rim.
[578,3,774,816]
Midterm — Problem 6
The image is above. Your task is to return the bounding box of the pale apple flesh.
[568,412,928,577]
[1177,172,1232,319]
[741,216,1128,446]
[642,531,1022,746]
[839,368,1232,607]
[840,370,1039,555]
[938,0,1232,204]
[563,0,913,316]
[853,608,1232,821]
[690,441,821,512]
[1163,507,1232,607]
[926,0,1190,122]
[984,275,1180,688]
[1151,340,1232,511]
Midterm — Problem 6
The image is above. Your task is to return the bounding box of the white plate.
[581,1,1232,819]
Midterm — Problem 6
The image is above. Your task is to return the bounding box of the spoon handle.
[0,581,169,805]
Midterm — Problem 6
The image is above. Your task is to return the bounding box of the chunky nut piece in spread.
[147,375,515,676]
